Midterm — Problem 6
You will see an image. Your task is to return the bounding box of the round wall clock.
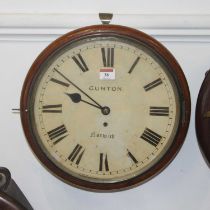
[196,70,210,167]
[20,20,191,191]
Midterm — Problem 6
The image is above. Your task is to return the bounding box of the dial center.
[101,106,111,115]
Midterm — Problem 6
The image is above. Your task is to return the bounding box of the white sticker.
[99,68,115,80]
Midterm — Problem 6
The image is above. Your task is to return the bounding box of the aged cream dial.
[20,25,190,191]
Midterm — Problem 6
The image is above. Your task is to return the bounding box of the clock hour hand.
[65,93,111,115]
[55,69,103,109]
[65,93,101,109]
[55,69,110,115]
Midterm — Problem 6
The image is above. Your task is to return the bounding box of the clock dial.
[20,25,190,190]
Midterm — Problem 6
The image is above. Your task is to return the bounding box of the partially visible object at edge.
[0,167,33,210]
[196,70,210,167]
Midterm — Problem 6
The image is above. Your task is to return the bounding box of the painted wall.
[0,1,210,210]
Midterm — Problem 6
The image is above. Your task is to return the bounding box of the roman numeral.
[50,78,70,87]
[150,106,169,116]
[50,68,70,87]
[42,104,62,113]
[128,57,140,74]
[101,48,114,67]
[68,144,85,165]
[144,78,163,91]
[99,153,109,171]
[140,128,162,147]
[47,124,68,145]
[72,54,89,72]
[127,149,138,164]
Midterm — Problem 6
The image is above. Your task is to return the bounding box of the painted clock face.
[20,25,190,191]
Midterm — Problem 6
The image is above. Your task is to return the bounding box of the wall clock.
[20,14,191,191]
[196,70,210,167]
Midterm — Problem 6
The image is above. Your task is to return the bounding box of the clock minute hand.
[65,93,102,110]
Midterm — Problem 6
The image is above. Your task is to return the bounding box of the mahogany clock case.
[20,24,191,191]
[196,70,210,167]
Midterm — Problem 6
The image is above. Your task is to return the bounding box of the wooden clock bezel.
[20,24,191,191]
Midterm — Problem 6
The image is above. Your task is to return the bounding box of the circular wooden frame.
[196,70,210,167]
[20,24,191,191]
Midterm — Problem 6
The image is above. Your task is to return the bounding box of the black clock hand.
[65,93,102,110]
[55,69,103,109]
